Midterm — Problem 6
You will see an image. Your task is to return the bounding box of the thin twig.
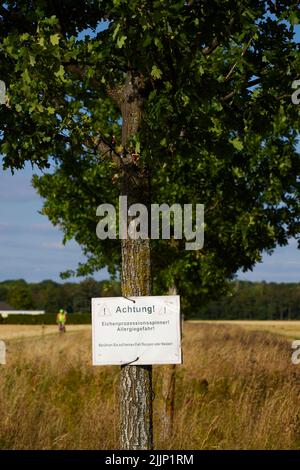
[224,37,254,82]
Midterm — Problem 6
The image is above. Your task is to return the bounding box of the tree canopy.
[1,0,300,300]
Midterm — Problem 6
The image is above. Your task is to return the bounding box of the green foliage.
[7,284,33,310]
[197,281,300,320]
[2,278,300,321]
[0,278,121,313]
[1,1,300,303]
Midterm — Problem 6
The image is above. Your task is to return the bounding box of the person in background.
[56,308,67,333]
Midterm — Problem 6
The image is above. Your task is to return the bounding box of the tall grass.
[0,323,299,449]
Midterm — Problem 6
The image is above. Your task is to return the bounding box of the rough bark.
[120,237,153,450]
[112,71,153,450]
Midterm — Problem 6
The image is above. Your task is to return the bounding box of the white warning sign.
[92,295,182,366]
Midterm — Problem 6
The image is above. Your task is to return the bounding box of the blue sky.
[0,21,300,284]
[0,162,108,282]
[1,161,300,284]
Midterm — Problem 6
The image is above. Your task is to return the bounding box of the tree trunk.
[114,72,153,450]
[120,238,153,450]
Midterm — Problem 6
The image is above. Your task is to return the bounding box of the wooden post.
[0,340,6,365]
[162,285,177,442]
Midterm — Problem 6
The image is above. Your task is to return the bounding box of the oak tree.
[1,0,300,449]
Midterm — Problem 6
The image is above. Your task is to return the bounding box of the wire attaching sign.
[92,295,182,366]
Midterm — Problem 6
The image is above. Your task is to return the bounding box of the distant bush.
[0,313,91,325]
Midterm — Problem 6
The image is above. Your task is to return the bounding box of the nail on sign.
[92,295,182,366]
[0,340,6,365]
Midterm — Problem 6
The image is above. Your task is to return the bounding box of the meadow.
[0,321,300,449]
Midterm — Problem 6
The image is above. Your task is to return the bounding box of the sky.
[0,21,300,284]
[0,161,108,282]
[1,160,300,284]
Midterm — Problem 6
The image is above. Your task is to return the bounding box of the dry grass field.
[191,320,300,341]
[0,321,300,449]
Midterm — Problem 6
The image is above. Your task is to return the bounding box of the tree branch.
[64,63,101,90]
[107,84,126,109]
[202,18,235,57]
[202,37,220,56]
[221,77,261,102]
[224,36,254,82]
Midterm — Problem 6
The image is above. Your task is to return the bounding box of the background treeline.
[0,278,120,314]
[197,281,300,320]
[2,279,300,320]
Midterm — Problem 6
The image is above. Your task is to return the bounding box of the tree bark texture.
[113,72,153,450]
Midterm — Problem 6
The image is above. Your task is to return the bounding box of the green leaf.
[48,15,59,26]
[181,94,190,107]
[117,35,127,48]
[135,141,141,154]
[38,37,45,47]
[154,37,162,49]
[230,137,244,151]
[54,65,65,81]
[143,35,152,47]
[199,65,204,76]
[29,55,36,67]
[20,33,30,41]
[232,167,244,178]
[112,23,120,41]
[151,65,162,80]
[50,34,60,46]
[289,11,299,25]
[22,69,31,84]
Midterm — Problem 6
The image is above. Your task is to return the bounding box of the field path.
[2,320,300,342]
[0,324,91,341]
